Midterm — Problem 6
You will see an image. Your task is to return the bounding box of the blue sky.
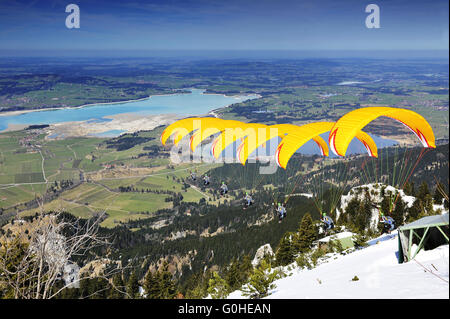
[0,0,448,56]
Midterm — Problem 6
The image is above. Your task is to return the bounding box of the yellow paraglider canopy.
[159,107,433,168]
[161,117,228,147]
[237,123,329,165]
[189,119,244,152]
[211,123,268,159]
[275,122,379,169]
[329,107,436,157]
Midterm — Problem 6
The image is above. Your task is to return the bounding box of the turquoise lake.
[0,89,258,132]
[0,87,397,154]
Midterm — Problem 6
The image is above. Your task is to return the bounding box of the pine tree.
[433,183,445,205]
[404,182,415,196]
[184,270,212,299]
[126,272,140,299]
[240,260,282,299]
[274,233,295,266]
[423,194,434,215]
[79,277,90,298]
[207,271,230,299]
[418,181,430,202]
[392,197,405,227]
[410,182,416,197]
[293,213,317,253]
[239,254,253,284]
[108,274,125,299]
[356,196,372,233]
[344,197,360,226]
[224,259,246,291]
[186,284,205,299]
[407,199,423,222]
[88,277,109,299]
[380,195,391,214]
[158,261,177,299]
[143,269,160,299]
[0,239,30,299]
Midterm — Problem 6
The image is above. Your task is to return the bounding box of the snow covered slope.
[228,234,449,299]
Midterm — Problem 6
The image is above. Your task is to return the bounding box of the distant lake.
[0,89,259,132]
[89,130,127,137]
[212,132,397,161]
[337,81,365,85]
[295,132,398,157]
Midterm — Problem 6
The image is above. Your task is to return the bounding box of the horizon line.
[1,49,449,59]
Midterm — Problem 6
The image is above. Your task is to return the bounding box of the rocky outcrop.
[251,244,273,267]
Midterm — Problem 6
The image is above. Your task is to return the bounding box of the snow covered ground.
[228,233,449,299]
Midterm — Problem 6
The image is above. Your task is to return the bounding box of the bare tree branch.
[0,199,124,299]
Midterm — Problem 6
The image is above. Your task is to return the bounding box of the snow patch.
[227,235,449,299]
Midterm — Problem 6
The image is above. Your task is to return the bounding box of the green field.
[1,128,219,227]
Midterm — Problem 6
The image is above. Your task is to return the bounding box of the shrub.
[352,233,368,249]
[295,253,312,270]
[310,248,326,267]
[240,260,283,299]
[207,272,230,299]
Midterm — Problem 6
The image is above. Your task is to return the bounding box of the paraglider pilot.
[276,203,287,222]
[321,213,334,235]
[379,212,395,234]
[243,192,253,208]
[220,182,228,195]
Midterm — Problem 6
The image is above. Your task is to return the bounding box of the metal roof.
[398,213,449,231]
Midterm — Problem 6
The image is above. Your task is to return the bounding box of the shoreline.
[207,91,262,118]
[1,89,260,136]
[43,112,180,140]
[0,89,260,118]
[0,91,185,118]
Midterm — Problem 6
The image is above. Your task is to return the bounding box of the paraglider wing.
[274,122,379,169]
[189,119,243,151]
[190,127,221,151]
[238,124,299,165]
[329,107,436,156]
[160,117,224,147]
[311,135,329,157]
[355,130,378,158]
[275,122,335,169]
[212,123,268,159]
[160,118,196,146]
